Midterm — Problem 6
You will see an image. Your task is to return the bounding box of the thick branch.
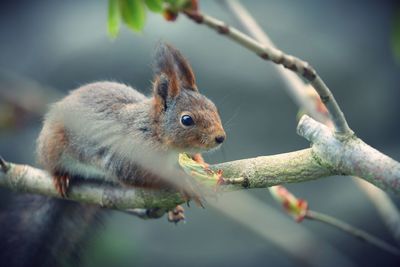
[0,148,332,210]
[0,163,182,210]
[211,149,332,189]
[298,115,400,194]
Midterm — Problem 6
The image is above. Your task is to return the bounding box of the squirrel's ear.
[167,44,197,91]
[153,74,178,112]
[153,43,198,93]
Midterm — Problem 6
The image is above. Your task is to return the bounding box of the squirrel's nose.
[215,135,225,144]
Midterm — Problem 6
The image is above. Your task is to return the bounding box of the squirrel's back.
[37,81,151,181]
[47,81,147,124]
[66,81,147,112]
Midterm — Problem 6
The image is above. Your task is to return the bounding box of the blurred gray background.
[0,0,400,266]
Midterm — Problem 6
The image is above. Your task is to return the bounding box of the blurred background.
[1,0,400,266]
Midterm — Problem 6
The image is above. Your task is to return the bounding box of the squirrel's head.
[151,43,226,152]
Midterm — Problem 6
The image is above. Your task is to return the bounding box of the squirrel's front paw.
[53,173,70,198]
[168,205,185,224]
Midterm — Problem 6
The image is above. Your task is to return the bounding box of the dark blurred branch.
[305,210,400,256]
[0,71,61,130]
[0,71,61,114]
[354,179,400,245]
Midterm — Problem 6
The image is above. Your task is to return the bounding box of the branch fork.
[298,115,400,194]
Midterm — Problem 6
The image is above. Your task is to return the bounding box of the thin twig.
[306,210,400,256]
[183,9,352,136]
[0,156,9,173]
[218,0,328,125]
[354,178,400,245]
[270,185,400,255]
[123,208,166,219]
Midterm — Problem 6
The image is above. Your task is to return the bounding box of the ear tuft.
[153,42,176,78]
[166,44,197,90]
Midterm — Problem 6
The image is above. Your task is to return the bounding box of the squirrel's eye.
[181,115,194,126]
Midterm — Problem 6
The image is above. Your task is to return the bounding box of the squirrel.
[0,43,226,267]
[36,42,226,221]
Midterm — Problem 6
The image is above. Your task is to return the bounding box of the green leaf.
[164,0,178,5]
[119,0,146,32]
[107,0,121,38]
[163,0,191,12]
[144,0,163,13]
[392,8,400,62]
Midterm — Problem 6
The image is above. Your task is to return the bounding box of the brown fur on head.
[152,43,225,152]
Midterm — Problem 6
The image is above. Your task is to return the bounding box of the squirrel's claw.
[180,186,205,209]
[53,174,70,198]
[168,205,185,224]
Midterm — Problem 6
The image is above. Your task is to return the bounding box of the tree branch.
[211,148,331,189]
[183,9,352,135]
[298,115,400,194]
[353,179,400,244]
[0,147,331,210]
[218,0,329,125]
[305,210,400,256]
[0,162,182,210]
[2,114,400,208]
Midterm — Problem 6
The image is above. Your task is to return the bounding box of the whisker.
[216,91,234,107]
[222,123,236,133]
[223,106,241,129]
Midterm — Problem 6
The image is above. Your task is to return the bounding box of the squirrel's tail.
[0,194,103,267]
